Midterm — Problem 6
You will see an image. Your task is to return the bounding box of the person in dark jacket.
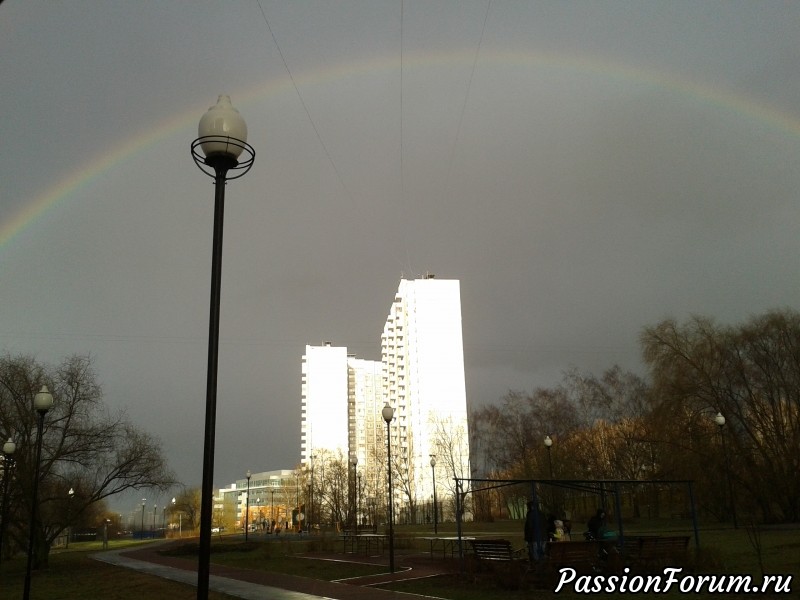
[586,508,606,540]
[524,501,540,561]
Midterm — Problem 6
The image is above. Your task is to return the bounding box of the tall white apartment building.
[299,276,470,523]
[301,343,349,465]
[382,276,471,512]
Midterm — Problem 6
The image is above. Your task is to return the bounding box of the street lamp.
[350,454,358,532]
[382,403,395,573]
[544,435,554,478]
[141,499,147,538]
[0,437,16,568]
[430,455,438,534]
[714,412,738,529]
[245,470,252,541]
[191,95,255,600]
[66,487,74,549]
[23,385,55,600]
[153,504,157,533]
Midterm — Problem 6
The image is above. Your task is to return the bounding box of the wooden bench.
[469,538,517,562]
[546,541,602,575]
[621,535,659,563]
[468,539,531,590]
[626,535,690,571]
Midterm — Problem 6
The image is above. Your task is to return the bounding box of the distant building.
[298,276,470,523]
[301,343,349,464]
[217,469,301,530]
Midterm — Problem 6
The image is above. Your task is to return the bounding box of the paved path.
[94,540,452,600]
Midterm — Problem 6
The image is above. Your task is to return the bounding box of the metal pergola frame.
[453,477,699,561]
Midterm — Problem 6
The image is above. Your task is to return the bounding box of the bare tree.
[641,310,800,522]
[171,486,201,533]
[431,415,471,519]
[0,354,175,568]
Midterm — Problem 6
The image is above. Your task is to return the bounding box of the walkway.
[94,540,452,600]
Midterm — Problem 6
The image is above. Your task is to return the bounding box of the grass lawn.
[0,521,797,600]
[0,540,233,600]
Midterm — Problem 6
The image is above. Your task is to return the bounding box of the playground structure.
[452,477,700,561]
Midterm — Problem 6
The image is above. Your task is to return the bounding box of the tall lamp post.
[714,413,738,529]
[141,499,146,538]
[23,385,54,600]
[244,470,252,541]
[382,403,395,573]
[544,435,554,478]
[430,455,438,534]
[0,437,16,568]
[191,95,255,600]
[66,487,74,549]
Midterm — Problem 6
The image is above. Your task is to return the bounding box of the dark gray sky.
[1,1,798,512]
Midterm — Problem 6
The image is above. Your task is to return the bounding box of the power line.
[446,1,492,191]
[255,1,355,204]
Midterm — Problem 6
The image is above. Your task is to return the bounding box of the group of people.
[524,502,608,560]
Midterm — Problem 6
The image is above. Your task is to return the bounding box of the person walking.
[524,500,541,561]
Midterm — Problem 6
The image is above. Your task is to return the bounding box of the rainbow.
[4,50,800,248]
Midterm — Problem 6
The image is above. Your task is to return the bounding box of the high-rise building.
[300,343,349,465]
[382,276,471,516]
[299,276,470,523]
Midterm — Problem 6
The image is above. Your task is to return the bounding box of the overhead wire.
[399,0,405,205]
[445,1,492,195]
[255,0,355,205]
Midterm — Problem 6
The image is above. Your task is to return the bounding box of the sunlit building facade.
[300,343,349,465]
[298,276,470,523]
[217,469,301,531]
[382,276,471,515]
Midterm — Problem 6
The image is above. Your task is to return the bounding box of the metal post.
[197,163,229,599]
[719,424,738,528]
[386,418,395,573]
[431,461,438,534]
[245,473,251,542]
[0,447,14,568]
[22,411,47,600]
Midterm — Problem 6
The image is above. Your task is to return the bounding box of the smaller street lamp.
[430,455,438,534]
[66,487,75,548]
[544,435,554,478]
[714,413,738,529]
[0,437,16,568]
[245,470,252,541]
[23,385,55,600]
[270,489,275,529]
[141,499,147,538]
[382,403,396,573]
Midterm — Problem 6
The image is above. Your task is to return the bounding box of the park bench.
[468,539,530,589]
[620,535,659,563]
[469,538,517,562]
[546,541,602,575]
[625,535,690,571]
